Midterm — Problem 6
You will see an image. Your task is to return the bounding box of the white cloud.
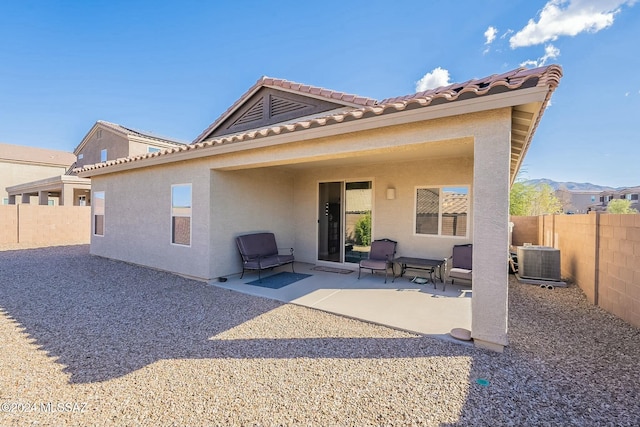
[484,26,498,44]
[415,67,451,92]
[501,29,514,39]
[519,44,561,67]
[510,0,635,48]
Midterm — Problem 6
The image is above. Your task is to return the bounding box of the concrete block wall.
[554,214,598,304]
[598,214,640,328]
[0,204,90,246]
[0,205,18,243]
[511,213,640,329]
[510,216,539,246]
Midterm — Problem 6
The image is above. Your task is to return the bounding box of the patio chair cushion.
[452,244,472,270]
[449,267,472,281]
[359,259,388,270]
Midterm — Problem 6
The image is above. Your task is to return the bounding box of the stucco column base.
[474,338,505,353]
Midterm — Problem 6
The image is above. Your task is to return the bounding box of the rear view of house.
[77,65,562,351]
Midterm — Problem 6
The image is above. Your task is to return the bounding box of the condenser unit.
[516,246,561,281]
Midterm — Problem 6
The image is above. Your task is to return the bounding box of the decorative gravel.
[0,244,639,426]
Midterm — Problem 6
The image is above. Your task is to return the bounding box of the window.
[78,153,84,160]
[2,198,8,205]
[415,186,469,237]
[147,146,161,153]
[96,129,102,139]
[171,184,191,246]
[100,149,107,162]
[93,191,105,236]
[591,195,596,202]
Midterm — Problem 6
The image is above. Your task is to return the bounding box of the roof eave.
[78,86,552,179]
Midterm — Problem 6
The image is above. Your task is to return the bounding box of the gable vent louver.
[270,96,309,117]
[231,98,264,128]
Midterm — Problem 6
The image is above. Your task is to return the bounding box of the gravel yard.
[1,245,639,426]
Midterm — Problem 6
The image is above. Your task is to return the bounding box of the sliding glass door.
[318,181,372,263]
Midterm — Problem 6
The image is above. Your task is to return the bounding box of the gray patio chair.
[357,238,397,283]
[444,244,472,291]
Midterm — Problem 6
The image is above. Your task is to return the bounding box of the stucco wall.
[76,131,129,168]
[209,168,295,279]
[292,157,474,265]
[0,162,68,201]
[90,159,211,280]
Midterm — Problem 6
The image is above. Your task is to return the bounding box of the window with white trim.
[171,184,191,246]
[93,191,105,236]
[415,186,469,237]
[100,149,107,162]
[147,146,161,153]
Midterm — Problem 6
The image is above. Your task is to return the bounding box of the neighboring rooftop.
[0,142,76,167]
[97,121,188,146]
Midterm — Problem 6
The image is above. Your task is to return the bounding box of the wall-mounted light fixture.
[386,187,396,200]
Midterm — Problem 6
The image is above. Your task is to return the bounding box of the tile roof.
[0,142,76,167]
[193,76,378,144]
[77,65,562,175]
[97,121,187,145]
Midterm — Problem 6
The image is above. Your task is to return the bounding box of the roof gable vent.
[270,95,310,117]
[230,98,265,128]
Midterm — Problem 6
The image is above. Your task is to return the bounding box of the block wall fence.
[0,205,90,246]
[511,213,640,329]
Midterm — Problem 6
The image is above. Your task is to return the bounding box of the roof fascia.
[78,87,550,178]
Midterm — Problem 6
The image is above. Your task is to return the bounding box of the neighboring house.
[74,120,186,169]
[5,121,186,206]
[555,188,601,214]
[77,65,563,352]
[0,142,77,205]
[588,186,640,212]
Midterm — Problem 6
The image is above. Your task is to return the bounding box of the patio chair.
[444,244,472,291]
[357,238,397,283]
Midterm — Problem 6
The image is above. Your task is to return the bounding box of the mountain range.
[523,179,619,192]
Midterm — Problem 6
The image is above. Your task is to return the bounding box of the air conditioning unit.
[517,246,561,281]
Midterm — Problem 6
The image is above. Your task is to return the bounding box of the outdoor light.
[386,187,396,200]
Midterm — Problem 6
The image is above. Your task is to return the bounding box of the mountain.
[524,179,618,192]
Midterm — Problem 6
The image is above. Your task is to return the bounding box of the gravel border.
[0,245,639,426]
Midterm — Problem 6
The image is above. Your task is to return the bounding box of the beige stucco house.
[0,142,78,205]
[77,65,562,351]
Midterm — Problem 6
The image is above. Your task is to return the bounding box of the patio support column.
[8,195,16,205]
[21,193,31,204]
[471,110,511,352]
[39,191,49,206]
[61,185,74,206]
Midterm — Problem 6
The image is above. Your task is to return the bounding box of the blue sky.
[1,0,638,187]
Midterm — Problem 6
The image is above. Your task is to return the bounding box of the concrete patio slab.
[211,262,472,344]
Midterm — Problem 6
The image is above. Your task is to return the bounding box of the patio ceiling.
[222,137,474,172]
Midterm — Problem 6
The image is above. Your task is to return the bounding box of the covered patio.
[79,65,562,352]
[212,262,472,344]
[6,174,91,206]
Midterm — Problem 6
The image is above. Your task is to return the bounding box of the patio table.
[392,256,444,287]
